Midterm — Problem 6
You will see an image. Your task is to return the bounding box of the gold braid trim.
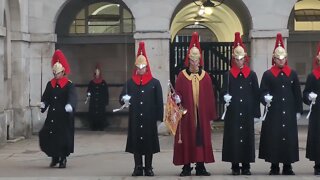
[182,70,205,126]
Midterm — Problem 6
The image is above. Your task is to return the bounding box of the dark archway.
[55,0,136,129]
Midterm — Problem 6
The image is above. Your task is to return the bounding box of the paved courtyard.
[0,118,319,179]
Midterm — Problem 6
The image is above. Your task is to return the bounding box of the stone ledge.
[7,136,25,143]
[249,29,289,38]
[0,27,6,37]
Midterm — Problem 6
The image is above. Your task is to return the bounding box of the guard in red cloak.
[173,32,217,176]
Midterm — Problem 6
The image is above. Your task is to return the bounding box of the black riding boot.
[50,157,59,167]
[269,163,280,175]
[195,162,211,176]
[231,163,240,175]
[282,163,295,175]
[180,164,193,176]
[58,157,67,168]
[241,163,251,175]
[132,154,143,176]
[144,154,154,176]
[314,163,320,175]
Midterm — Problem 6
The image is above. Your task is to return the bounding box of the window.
[294,1,320,31]
[69,2,134,35]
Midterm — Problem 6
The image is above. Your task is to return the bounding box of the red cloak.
[173,69,217,165]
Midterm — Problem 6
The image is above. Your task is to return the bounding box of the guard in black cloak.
[39,49,77,168]
[119,41,163,176]
[221,32,260,175]
[303,43,320,175]
[259,33,303,175]
[86,64,109,131]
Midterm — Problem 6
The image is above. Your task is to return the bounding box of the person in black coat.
[39,49,77,168]
[303,44,320,175]
[86,65,109,131]
[259,33,303,175]
[119,41,163,176]
[221,32,260,175]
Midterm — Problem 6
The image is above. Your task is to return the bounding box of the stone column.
[134,32,170,102]
[29,33,56,133]
[249,29,289,81]
[0,25,6,143]
[11,31,32,138]
[127,0,180,102]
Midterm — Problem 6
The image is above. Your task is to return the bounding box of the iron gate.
[170,41,233,120]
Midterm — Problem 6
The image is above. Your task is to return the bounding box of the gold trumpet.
[179,105,187,115]
[168,81,187,115]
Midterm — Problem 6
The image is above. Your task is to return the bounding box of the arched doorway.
[288,0,320,83]
[55,0,135,128]
[169,0,252,118]
[287,0,320,113]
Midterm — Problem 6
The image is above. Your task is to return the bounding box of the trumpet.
[179,104,188,115]
[168,81,187,115]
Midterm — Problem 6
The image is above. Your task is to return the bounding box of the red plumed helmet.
[51,49,70,75]
[184,32,203,67]
[94,63,102,76]
[272,33,287,65]
[131,41,153,85]
[135,41,150,70]
[232,32,249,66]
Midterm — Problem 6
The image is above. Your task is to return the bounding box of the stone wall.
[0,0,318,143]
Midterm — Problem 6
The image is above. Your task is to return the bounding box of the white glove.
[224,94,232,103]
[254,117,262,123]
[308,92,317,102]
[174,95,181,104]
[40,102,45,109]
[296,113,301,120]
[87,92,91,97]
[264,94,273,104]
[122,94,131,104]
[65,104,73,112]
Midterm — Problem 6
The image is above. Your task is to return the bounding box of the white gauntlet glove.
[254,117,262,124]
[65,104,73,112]
[174,95,181,104]
[296,113,301,120]
[87,92,91,97]
[223,94,232,103]
[308,92,317,102]
[220,94,232,120]
[122,94,131,103]
[121,94,131,107]
[40,102,45,109]
[264,94,273,104]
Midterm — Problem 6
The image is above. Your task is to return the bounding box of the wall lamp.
[193,0,225,15]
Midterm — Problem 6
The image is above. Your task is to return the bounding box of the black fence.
[170,41,233,119]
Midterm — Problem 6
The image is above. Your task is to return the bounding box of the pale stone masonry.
[0,0,318,144]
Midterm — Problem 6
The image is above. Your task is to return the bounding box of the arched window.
[294,0,320,31]
[69,2,134,35]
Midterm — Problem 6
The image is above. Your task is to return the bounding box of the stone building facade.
[0,0,319,143]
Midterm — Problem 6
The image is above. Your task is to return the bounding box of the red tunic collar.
[132,71,152,85]
[313,67,320,79]
[230,65,250,78]
[270,65,291,77]
[93,78,103,84]
[50,77,69,88]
